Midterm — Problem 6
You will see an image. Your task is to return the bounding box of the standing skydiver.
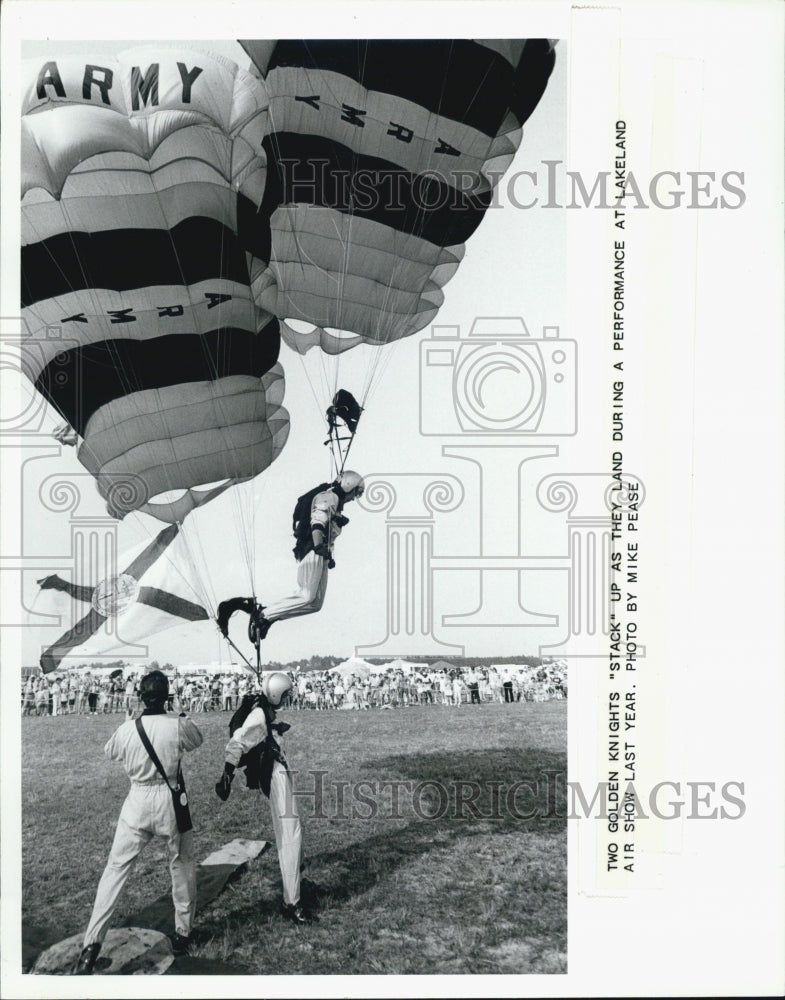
[214,671,315,924]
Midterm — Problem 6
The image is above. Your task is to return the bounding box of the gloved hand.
[313,543,330,559]
[215,763,235,801]
[334,514,349,527]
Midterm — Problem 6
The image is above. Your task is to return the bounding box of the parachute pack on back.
[228,694,265,790]
[229,693,261,737]
[291,482,331,560]
[228,693,280,796]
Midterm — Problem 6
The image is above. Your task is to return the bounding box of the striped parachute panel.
[239,39,556,353]
[21,47,289,522]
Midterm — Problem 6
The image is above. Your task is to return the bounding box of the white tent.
[382,658,421,674]
[331,664,370,679]
[72,664,121,677]
[329,657,372,679]
[429,659,458,672]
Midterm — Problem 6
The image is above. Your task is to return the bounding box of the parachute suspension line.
[332,45,375,403]
[201,126,258,597]
[144,155,241,603]
[335,422,356,479]
[351,38,444,418]
[288,48,366,428]
[357,38,495,427]
[266,203,345,485]
[350,41,455,434]
[70,196,201,618]
[144,135,258,602]
[222,630,260,682]
[23,206,217,619]
[50,198,152,488]
[285,55,345,408]
[21,209,136,502]
[170,517,222,615]
[51,163,205,586]
[255,629,263,684]
[318,41,382,470]
[217,169,258,595]
[333,131,363,400]
[264,100,341,448]
[263,47,377,480]
[170,517,221,620]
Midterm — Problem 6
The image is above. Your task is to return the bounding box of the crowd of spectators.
[20,670,256,717]
[288,664,566,710]
[21,662,566,717]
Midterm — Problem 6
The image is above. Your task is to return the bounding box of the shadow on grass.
[197,747,566,932]
[305,748,566,905]
[362,746,567,829]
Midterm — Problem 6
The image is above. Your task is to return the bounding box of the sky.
[12,37,568,668]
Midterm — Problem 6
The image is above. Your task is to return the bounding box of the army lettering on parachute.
[239,38,556,354]
[130,64,159,109]
[387,123,414,144]
[287,96,461,154]
[36,60,204,106]
[51,295,234,327]
[22,46,288,523]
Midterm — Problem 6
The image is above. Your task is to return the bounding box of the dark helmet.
[139,670,169,706]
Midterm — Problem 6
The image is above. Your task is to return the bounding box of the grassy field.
[21,700,567,975]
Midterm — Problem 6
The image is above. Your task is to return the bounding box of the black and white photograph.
[0,2,783,998]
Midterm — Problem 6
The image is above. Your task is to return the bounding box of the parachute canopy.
[239,39,556,355]
[21,47,290,522]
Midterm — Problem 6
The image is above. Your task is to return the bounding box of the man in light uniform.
[73,671,203,974]
[215,671,315,925]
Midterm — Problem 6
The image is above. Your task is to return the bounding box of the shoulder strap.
[135,717,174,791]
[261,697,276,740]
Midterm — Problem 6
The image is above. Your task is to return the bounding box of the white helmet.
[337,470,365,498]
[261,671,293,707]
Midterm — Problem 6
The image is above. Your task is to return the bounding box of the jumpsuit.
[82,712,203,947]
[263,489,343,624]
[223,707,303,907]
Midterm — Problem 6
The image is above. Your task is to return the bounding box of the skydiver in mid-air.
[217,470,365,646]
